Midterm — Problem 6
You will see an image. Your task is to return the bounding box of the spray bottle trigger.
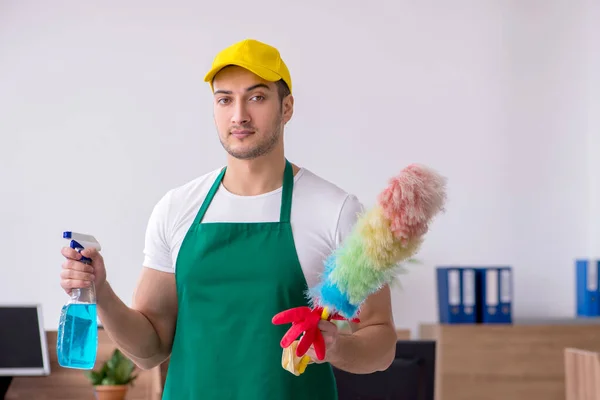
[70,240,92,264]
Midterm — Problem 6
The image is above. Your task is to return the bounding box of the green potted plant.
[85,348,138,400]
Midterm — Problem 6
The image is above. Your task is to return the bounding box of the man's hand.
[311,285,397,374]
[60,247,107,297]
[305,320,340,364]
[274,286,395,374]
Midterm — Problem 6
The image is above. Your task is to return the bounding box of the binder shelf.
[436,266,513,324]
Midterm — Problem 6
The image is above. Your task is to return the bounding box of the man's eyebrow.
[246,83,271,92]
[213,83,272,96]
[213,89,232,95]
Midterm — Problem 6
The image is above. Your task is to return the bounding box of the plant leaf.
[113,358,134,384]
[92,348,137,386]
[101,377,117,385]
[85,370,103,385]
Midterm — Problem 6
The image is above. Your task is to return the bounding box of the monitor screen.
[0,304,50,376]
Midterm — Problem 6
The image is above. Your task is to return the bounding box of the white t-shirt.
[142,167,364,289]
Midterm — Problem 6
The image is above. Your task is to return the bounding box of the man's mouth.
[230,129,254,139]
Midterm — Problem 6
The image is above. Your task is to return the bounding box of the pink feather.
[377,163,447,245]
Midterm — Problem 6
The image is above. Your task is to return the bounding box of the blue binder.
[436,267,476,323]
[576,259,600,317]
[476,267,512,324]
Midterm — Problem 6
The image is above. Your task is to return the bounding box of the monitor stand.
[0,376,13,399]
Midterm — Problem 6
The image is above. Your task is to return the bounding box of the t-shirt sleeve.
[334,194,365,246]
[143,190,175,273]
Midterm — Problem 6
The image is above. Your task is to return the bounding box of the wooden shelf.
[419,320,600,400]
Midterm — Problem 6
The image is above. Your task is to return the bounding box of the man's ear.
[282,95,294,124]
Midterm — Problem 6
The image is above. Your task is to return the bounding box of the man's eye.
[217,98,230,104]
[251,95,264,101]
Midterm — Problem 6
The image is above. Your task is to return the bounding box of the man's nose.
[232,102,251,125]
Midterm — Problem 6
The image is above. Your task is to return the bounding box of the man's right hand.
[58,241,177,370]
[60,246,107,296]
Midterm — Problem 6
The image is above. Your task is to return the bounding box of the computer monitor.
[332,340,436,400]
[0,304,51,397]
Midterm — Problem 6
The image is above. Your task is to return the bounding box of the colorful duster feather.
[272,163,447,374]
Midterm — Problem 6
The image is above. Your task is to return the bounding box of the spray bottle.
[57,231,101,369]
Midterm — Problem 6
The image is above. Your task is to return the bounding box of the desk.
[420,319,600,400]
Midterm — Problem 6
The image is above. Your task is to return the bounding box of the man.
[60,38,397,400]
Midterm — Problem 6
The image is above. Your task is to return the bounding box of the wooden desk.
[6,330,157,400]
[420,320,600,400]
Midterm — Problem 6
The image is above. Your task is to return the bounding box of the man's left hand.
[305,320,339,363]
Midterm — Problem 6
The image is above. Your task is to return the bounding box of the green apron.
[162,160,338,400]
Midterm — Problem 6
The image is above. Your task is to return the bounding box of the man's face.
[212,66,293,160]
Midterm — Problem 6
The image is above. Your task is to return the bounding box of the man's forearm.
[96,283,165,369]
[328,324,397,374]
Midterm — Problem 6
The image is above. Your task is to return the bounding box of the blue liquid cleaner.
[57,303,98,369]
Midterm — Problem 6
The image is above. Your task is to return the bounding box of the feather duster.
[272,163,447,374]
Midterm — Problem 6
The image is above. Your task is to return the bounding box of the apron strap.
[193,167,226,225]
[280,159,294,223]
[193,160,293,224]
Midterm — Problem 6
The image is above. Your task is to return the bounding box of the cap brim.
[203,61,281,86]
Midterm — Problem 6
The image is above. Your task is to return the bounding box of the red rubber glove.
[272,306,325,359]
[272,306,361,361]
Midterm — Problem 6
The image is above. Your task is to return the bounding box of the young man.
[60,38,397,399]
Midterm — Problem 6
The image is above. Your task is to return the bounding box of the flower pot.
[93,385,128,400]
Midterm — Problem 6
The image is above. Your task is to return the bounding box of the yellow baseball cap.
[203,39,292,94]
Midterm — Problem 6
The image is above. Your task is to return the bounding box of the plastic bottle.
[57,231,101,369]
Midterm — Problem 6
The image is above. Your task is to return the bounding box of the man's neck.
[222,154,298,196]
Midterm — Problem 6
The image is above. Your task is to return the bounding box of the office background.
[1,0,599,341]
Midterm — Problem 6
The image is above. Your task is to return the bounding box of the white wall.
[584,0,600,258]
[504,0,598,320]
[1,0,598,337]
